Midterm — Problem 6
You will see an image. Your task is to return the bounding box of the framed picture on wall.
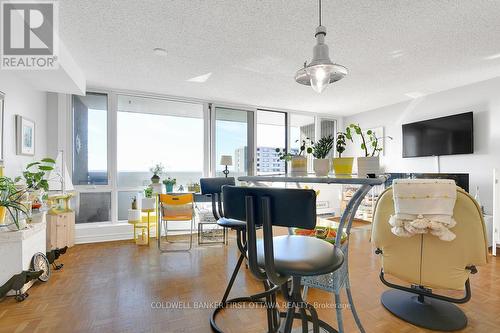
[16,115,35,156]
[0,92,4,162]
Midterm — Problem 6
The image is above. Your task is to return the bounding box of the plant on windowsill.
[163,177,176,193]
[276,138,314,175]
[332,131,354,176]
[346,124,393,177]
[0,176,29,231]
[312,135,334,177]
[149,163,165,184]
[22,158,56,209]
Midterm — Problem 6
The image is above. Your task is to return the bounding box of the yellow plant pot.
[290,156,307,175]
[332,157,354,175]
[0,206,6,223]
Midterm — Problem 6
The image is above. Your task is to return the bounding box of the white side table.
[0,212,46,295]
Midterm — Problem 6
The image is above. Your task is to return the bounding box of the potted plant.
[141,186,156,211]
[163,177,176,193]
[276,138,313,176]
[347,124,392,177]
[0,176,29,231]
[332,130,354,175]
[22,158,56,209]
[149,163,164,184]
[312,135,334,176]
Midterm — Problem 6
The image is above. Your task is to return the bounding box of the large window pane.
[72,93,108,185]
[215,107,252,177]
[256,110,286,175]
[117,96,204,188]
[72,192,111,224]
[290,114,315,172]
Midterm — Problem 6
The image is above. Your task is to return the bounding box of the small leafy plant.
[162,177,176,186]
[23,158,56,191]
[312,135,334,159]
[149,163,165,177]
[144,186,153,198]
[275,138,314,161]
[335,131,352,158]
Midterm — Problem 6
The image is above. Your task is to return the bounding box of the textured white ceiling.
[59,0,500,115]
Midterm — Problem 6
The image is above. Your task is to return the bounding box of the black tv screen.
[402,112,474,158]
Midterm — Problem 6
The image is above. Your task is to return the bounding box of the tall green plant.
[346,124,392,157]
[23,158,56,191]
[312,135,334,159]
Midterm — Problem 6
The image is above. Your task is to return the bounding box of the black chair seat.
[256,235,344,277]
[217,217,246,230]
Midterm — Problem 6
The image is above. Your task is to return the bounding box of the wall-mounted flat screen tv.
[402,112,473,158]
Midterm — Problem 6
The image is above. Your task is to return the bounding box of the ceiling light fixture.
[295,0,347,93]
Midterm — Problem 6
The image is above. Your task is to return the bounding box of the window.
[117,95,204,188]
[214,107,253,177]
[320,119,336,158]
[72,93,108,185]
[290,114,316,172]
[256,110,286,175]
[70,91,338,227]
[72,192,111,224]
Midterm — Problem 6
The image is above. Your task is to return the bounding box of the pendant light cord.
[319,0,322,26]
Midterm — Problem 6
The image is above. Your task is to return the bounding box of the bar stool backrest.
[222,186,317,229]
[200,177,235,219]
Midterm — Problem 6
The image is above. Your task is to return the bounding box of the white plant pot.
[290,156,307,176]
[357,156,380,178]
[313,159,330,177]
[141,198,156,211]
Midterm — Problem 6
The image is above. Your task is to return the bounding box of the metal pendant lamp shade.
[295,0,347,93]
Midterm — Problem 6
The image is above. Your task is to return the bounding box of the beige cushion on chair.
[372,187,488,291]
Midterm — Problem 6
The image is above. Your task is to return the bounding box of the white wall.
[1,72,48,177]
[344,76,500,214]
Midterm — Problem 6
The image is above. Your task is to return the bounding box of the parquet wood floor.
[0,229,498,333]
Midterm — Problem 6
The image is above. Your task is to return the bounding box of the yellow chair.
[157,193,194,252]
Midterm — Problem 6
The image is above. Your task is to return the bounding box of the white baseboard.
[75,223,134,244]
[74,221,212,244]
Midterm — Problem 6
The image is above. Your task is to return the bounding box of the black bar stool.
[222,186,345,333]
[200,178,280,333]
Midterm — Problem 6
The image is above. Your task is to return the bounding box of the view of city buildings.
[234,146,299,174]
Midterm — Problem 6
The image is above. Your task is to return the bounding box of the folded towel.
[389,179,457,241]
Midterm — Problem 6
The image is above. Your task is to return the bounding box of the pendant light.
[295,0,347,93]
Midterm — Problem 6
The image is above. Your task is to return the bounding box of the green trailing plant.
[0,176,28,230]
[312,135,334,159]
[144,186,153,198]
[162,177,176,186]
[335,131,352,158]
[275,138,314,161]
[346,124,392,157]
[23,158,56,192]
